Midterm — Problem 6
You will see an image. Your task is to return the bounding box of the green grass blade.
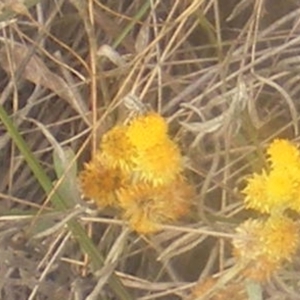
[0,104,132,300]
[112,0,151,49]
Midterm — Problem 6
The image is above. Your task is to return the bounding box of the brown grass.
[0,0,300,299]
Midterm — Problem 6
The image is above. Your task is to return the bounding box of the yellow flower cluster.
[79,112,194,234]
[232,139,300,282]
[244,139,300,213]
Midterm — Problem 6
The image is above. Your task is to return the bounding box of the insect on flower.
[123,92,151,120]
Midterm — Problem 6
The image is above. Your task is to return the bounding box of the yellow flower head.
[126,112,168,151]
[133,139,182,186]
[100,125,136,172]
[233,216,299,281]
[265,168,297,209]
[79,158,126,207]
[244,165,300,214]
[243,171,269,213]
[267,139,300,170]
[289,187,300,213]
[117,178,193,234]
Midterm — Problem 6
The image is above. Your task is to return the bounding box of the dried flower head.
[242,256,279,282]
[191,277,246,300]
[233,219,277,281]
[261,216,299,263]
[100,125,136,172]
[233,216,299,281]
[133,139,182,186]
[233,219,265,262]
[118,183,167,233]
[159,176,195,220]
[126,112,168,151]
[117,178,194,234]
[79,157,126,207]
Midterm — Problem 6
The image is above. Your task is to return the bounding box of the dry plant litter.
[1,0,300,299]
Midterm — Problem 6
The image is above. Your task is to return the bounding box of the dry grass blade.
[0,40,89,123]
[1,0,300,299]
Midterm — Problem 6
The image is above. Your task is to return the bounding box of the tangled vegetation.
[1,1,300,299]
